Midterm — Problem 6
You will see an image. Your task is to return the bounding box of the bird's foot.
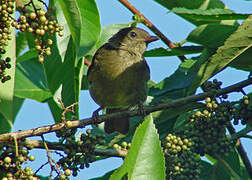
[91,107,103,126]
[138,103,147,117]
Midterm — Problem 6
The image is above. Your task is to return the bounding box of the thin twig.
[84,58,91,67]
[41,135,55,178]
[118,0,186,62]
[4,139,128,158]
[227,123,252,178]
[13,135,19,157]
[35,161,49,175]
[0,78,251,142]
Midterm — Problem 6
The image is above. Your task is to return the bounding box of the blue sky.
[13,0,252,179]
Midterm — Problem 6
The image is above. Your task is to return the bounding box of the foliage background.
[9,0,252,179]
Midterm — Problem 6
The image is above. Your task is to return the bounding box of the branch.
[227,123,252,178]
[0,78,251,142]
[118,0,186,62]
[11,139,128,158]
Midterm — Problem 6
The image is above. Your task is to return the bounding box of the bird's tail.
[104,108,129,134]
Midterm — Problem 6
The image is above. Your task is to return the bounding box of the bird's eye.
[130,32,137,38]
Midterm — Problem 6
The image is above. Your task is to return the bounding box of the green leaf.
[110,114,165,180]
[43,1,81,122]
[149,58,198,96]
[199,160,214,179]
[0,18,16,133]
[143,46,204,57]
[153,0,238,26]
[16,31,28,57]
[187,24,238,48]
[76,0,101,58]
[188,16,252,92]
[58,0,81,50]
[205,152,243,180]
[59,0,101,59]
[15,60,52,102]
[16,49,38,63]
[171,8,251,21]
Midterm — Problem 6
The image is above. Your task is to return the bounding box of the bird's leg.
[137,103,147,117]
[91,107,103,126]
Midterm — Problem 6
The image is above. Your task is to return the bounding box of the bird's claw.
[138,103,147,117]
[91,107,102,126]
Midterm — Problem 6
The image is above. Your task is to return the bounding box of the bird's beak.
[145,36,159,43]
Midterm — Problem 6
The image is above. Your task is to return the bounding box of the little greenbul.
[87,27,158,134]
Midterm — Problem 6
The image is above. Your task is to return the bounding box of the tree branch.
[0,78,251,142]
[118,0,186,62]
[10,139,128,158]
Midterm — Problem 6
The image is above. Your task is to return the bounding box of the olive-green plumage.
[87,27,158,134]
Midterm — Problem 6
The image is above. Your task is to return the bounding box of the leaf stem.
[0,78,251,142]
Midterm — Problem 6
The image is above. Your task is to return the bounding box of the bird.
[87,27,158,134]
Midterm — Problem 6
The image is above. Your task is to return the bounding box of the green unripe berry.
[113,144,119,149]
[121,141,127,148]
[243,95,248,100]
[60,174,66,180]
[174,166,180,171]
[64,169,72,176]
[205,97,211,103]
[58,32,64,37]
[40,16,47,23]
[4,156,11,163]
[47,39,53,45]
[65,121,72,128]
[18,155,25,162]
[195,111,201,117]
[206,102,212,109]
[244,99,249,105]
[35,45,42,51]
[38,55,44,63]
[29,155,35,161]
[29,12,37,19]
[38,10,46,16]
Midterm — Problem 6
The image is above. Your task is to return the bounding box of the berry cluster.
[0,0,14,55]
[0,57,11,83]
[185,97,234,156]
[0,143,36,180]
[12,5,63,62]
[202,79,228,99]
[113,141,131,150]
[163,134,200,180]
[57,129,105,177]
[233,95,252,125]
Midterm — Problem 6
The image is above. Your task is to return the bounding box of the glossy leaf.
[15,60,51,102]
[16,49,38,63]
[188,16,252,92]
[0,19,16,133]
[16,31,28,57]
[144,46,204,57]
[59,0,101,59]
[172,8,251,21]
[153,0,236,26]
[187,24,238,48]
[110,114,165,180]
